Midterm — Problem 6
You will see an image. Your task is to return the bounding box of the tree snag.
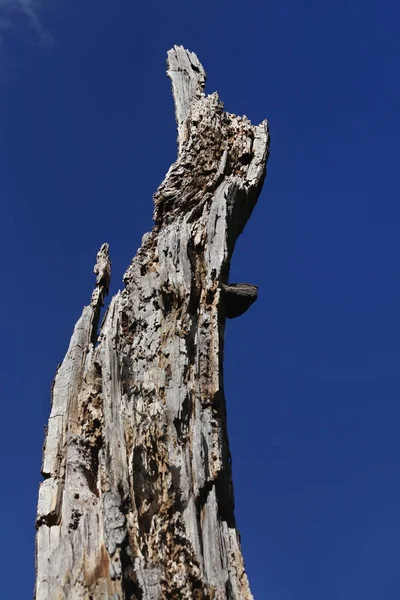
[35,46,270,599]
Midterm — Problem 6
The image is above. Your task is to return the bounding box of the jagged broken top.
[167,45,206,127]
[150,45,269,232]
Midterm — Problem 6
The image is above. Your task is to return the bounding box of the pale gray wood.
[35,45,270,600]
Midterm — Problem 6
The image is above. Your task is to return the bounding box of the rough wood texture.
[35,46,269,600]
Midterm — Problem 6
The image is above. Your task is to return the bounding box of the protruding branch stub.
[221,283,258,319]
[167,45,206,130]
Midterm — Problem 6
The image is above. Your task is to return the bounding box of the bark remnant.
[35,45,270,600]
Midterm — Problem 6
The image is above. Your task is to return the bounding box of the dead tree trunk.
[35,46,269,600]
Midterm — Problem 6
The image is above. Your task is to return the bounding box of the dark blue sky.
[1,1,400,598]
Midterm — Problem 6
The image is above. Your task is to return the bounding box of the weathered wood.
[35,45,270,599]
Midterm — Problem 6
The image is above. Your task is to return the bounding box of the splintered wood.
[36,46,269,600]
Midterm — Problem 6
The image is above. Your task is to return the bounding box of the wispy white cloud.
[0,0,51,44]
